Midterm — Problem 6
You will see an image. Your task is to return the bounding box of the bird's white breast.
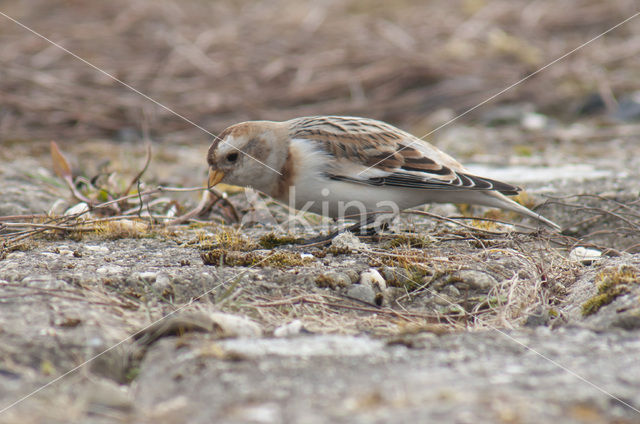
[284,138,427,218]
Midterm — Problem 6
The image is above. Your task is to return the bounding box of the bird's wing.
[288,116,521,195]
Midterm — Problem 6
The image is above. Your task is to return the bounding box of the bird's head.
[207,121,289,194]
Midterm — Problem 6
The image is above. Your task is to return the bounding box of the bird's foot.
[295,230,341,246]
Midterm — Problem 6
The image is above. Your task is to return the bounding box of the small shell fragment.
[569,247,601,265]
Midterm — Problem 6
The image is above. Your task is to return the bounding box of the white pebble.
[97,265,124,274]
[85,245,109,254]
[274,320,304,338]
[569,247,601,264]
[360,268,386,290]
[65,202,90,216]
[521,112,548,130]
[331,232,366,252]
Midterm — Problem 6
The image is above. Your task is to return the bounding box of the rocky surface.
[3,0,640,421]
[1,126,640,424]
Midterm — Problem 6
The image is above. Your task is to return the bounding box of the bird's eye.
[226,152,239,163]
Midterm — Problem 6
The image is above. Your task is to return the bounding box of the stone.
[359,269,386,291]
[315,272,352,289]
[136,312,263,347]
[154,272,171,291]
[380,266,414,287]
[209,313,263,338]
[569,247,602,265]
[346,284,376,305]
[274,320,304,337]
[344,269,360,284]
[521,112,549,130]
[85,245,110,254]
[97,265,124,275]
[65,202,90,216]
[86,378,133,413]
[137,271,158,282]
[330,231,366,253]
[435,270,498,292]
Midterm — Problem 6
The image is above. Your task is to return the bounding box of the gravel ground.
[1,124,640,423]
[3,1,640,422]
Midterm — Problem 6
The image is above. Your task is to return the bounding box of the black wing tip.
[462,173,521,195]
[327,171,523,195]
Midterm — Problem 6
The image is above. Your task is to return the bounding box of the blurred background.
[1,0,639,145]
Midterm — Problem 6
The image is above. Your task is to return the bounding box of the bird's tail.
[479,191,560,231]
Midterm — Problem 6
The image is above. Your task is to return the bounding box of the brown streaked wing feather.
[289,116,426,173]
[288,116,521,194]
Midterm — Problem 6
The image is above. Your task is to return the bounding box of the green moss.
[195,228,257,251]
[1,240,39,258]
[125,366,140,383]
[513,145,533,157]
[581,265,639,316]
[369,255,435,292]
[400,267,432,291]
[511,191,537,209]
[328,245,351,255]
[384,265,433,292]
[385,234,432,249]
[40,360,56,376]
[201,249,312,268]
[90,220,151,240]
[259,233,301,249]
[315,272,351,289]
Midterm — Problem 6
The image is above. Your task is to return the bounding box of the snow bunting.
[207,116,559,230]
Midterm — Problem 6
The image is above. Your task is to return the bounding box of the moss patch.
[511,191,537,210]
[384,234,432,249]
[259,233,302,249]
[581,265,639,316]
[195,228,258,251]
[201,249,313,268]
[90,219,151,240]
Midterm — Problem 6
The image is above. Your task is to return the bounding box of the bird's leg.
[346,214,377,236]
[295,229,342,246]
[296,213,388,246]
[347,213,392,237]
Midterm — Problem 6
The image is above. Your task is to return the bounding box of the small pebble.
[137,271,157,282]
[154,273,171,290]
[209,313,263,338]
[330,232,366,253]
[521,112,549,130]
[569,247,601,265]
[316,272,352,289]
[86,245,110,254]
[346,284,376,305]
[97,265,124,274]
[344,269,360,284]
[451,270,497,291]
[274,320,304,337]
[65,202,90,216]
[359,269,386,291]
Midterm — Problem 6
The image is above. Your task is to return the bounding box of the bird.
[207,115,560,232]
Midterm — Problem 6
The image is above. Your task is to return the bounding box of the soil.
[2,1,640,422]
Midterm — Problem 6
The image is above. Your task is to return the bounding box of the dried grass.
[2,0,640,335]
[1,0,639,142]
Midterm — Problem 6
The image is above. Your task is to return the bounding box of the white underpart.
[286,138,559,229]
[285,139,405,217]
[286,139,460,217]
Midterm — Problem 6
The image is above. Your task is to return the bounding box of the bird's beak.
[208,169,225,188]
